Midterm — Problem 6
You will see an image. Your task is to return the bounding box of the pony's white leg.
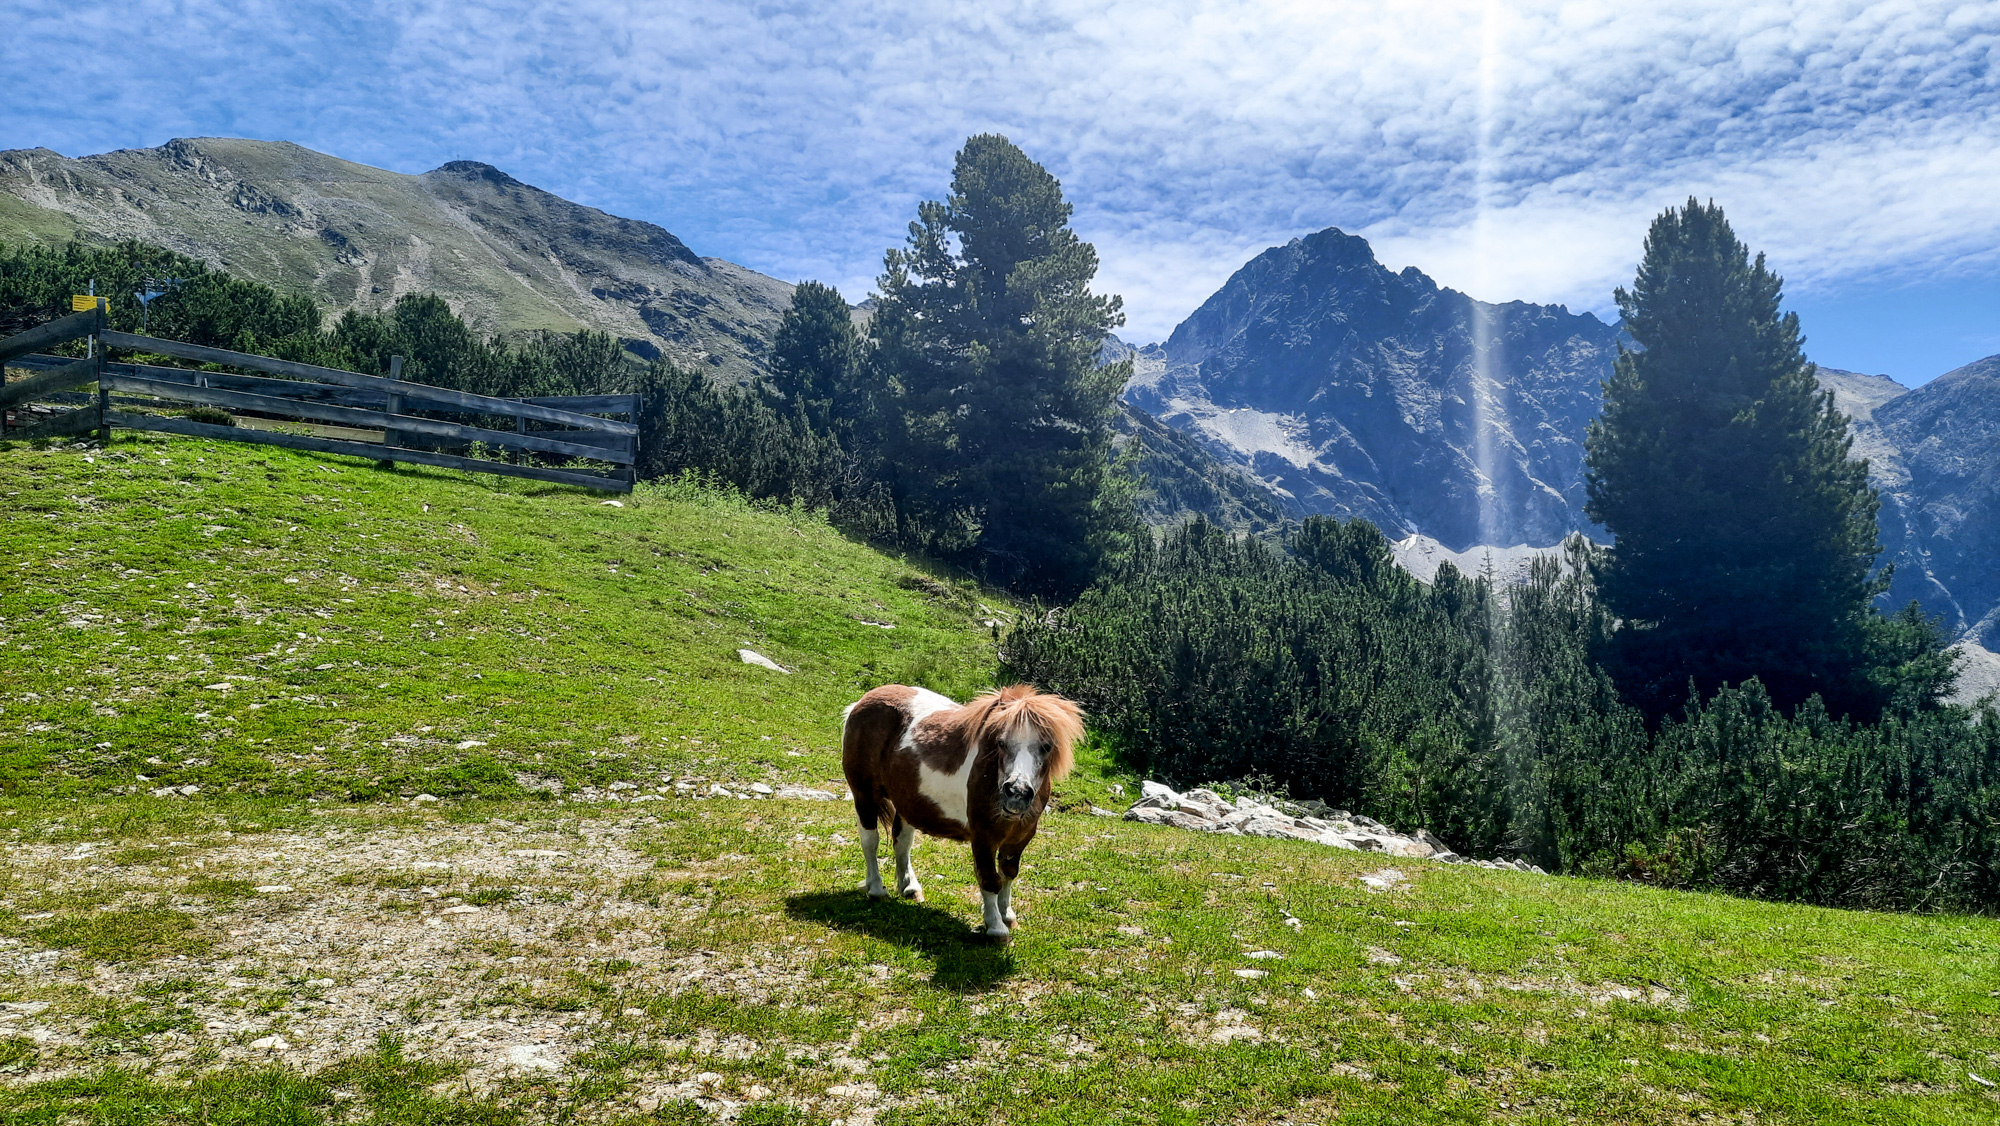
[999,878,1016,927]
[859,827,887,898]
[893,821,924,901]
[980,889,1011,940]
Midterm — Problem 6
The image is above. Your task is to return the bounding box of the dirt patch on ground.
[0,809,903,1120]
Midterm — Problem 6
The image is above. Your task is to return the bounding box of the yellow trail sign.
[71,295,107,313]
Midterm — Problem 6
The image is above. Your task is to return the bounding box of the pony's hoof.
[982,928,1013,945]
[864,886,890,900]
[903,888,925,903]
[1002,915,1018,929]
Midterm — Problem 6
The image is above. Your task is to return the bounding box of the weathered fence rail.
[0,312,640,492]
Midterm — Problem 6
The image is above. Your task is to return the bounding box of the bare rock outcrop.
[1123,781,1546,873]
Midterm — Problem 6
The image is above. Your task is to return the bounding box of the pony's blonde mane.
[957,684,1084,781]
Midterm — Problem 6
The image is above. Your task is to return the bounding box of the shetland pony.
[841,684,1083,941]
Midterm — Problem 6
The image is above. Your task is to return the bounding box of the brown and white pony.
[841,684,1083,941]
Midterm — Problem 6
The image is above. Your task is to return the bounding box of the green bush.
[1006,516,2000,911]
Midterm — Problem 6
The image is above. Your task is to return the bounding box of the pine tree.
[1586,199,1891,719]
[768,280,866,436]
[869,134,1135,597]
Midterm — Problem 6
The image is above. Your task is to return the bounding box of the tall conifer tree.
[1586,199,1897,719]
[768,280,866,436]
[869,134,1134,596]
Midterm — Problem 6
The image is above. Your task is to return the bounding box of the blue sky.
[5,1,1998,384]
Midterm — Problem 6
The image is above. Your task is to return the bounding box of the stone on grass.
[1123,780,1540,871]
[738,649,789,673]
[504,1044,561,1071]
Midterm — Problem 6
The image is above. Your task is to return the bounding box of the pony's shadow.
[784,890,1016,991]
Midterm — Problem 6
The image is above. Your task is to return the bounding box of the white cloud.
[4,0,1997,342]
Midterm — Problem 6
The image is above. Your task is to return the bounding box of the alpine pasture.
[0,435,1996,1125]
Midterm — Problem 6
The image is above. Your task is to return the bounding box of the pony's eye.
[1039,743,1051,756]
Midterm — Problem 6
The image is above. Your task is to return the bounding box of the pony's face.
[993,719,1051,818]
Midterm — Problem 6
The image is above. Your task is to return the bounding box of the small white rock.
[599,500,624,507]
[249,1034,290,1051]
[253,885,293,894]
[412,793,439,803]
[456,740,487,749]
[737,649,789,673]
[505,1044,560,1070]
[1245,950,1283,960]
[1233,969,1269,979]
[441,905,480,915]
[750,782,774,795]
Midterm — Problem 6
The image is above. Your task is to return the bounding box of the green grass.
[0,433,1014,802]
[0,435,1996,1124]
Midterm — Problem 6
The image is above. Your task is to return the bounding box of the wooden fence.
[0,310,638,492]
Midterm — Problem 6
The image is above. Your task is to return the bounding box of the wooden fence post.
[378,355,405,468]
[96,358,109,442]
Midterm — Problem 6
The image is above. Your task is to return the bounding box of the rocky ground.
[0,779,1535,1122]
[1121,781,1548,873]
[0,790,946,1123]
[5,786,1996,1124]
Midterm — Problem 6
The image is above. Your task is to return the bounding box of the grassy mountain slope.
[1,435,1997,1123]
[0,434,1008,801]
[0,139,793,379]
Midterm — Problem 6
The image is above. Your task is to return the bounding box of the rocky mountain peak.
[1866,354,2000,645]
[1130,225,1622,550]
[428,159,523,187]
[1137,223,2000,653]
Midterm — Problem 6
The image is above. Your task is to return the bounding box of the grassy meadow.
[0,434,1996,1125]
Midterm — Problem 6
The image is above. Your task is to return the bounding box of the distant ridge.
[0,137,793,379]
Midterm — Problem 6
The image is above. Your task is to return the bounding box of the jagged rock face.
[1863,356,2000,646]
[1125,228,1622,551]
[0,138,793,380]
